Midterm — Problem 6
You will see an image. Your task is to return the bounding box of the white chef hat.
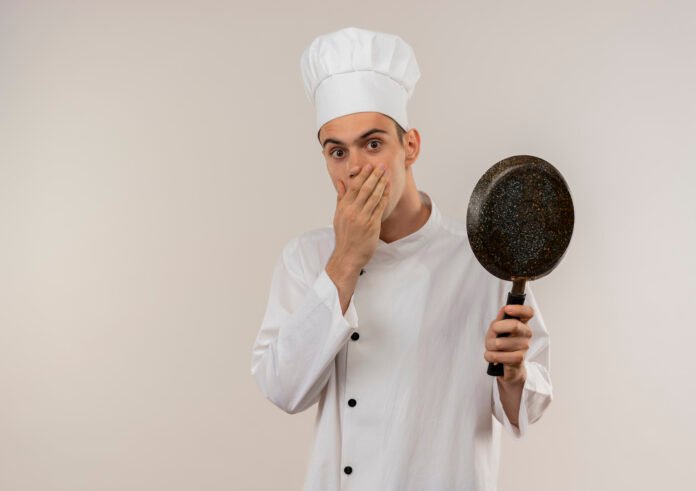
[300,26,421,134]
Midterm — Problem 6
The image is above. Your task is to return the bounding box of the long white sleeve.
[492,282,553,438]
[250,238,359,414]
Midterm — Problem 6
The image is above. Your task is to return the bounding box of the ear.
[404,128,421,167]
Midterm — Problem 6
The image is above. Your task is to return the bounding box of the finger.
[492,319,533,338]
[484,350,526,366]
[346,164,375,200]
[504,304,534,322]
[354,165,386,208]
[370,179,390,220]
[337,180,346,201]
[486,307,506,340]
[364,172,389,216]
[485,335,531,352]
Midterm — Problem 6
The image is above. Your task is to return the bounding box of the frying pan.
[466,155,574,377]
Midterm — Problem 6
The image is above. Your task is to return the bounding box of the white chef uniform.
[250,190,553,491]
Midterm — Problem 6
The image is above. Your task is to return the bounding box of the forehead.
[319,112,393,141]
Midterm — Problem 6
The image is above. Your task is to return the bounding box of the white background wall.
[1,1,694,489]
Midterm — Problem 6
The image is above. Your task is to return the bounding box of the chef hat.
[300,26,421,134]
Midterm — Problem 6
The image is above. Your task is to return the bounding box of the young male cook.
[251,26,553,491]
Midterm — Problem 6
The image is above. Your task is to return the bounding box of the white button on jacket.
[251,191,553,491]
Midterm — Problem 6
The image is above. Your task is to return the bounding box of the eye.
[329,148,345,158]
[367,139,382,150]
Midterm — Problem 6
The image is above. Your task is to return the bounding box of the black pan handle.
[487,291,527,377]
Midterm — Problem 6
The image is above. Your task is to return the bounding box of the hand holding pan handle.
[489,287,526,376]
[466,155,574,378]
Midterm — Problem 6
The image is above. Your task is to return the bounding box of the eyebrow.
[321,128,389,149]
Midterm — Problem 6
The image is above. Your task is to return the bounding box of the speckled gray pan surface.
[466,155,575,282]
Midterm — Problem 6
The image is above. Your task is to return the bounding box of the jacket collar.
[368,190,441,265]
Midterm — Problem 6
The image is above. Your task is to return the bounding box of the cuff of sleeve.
[492,360,553,439]
[313,268,359,329]
[493,371,527,439]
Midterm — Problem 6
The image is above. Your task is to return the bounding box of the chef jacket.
[250,190,553,491]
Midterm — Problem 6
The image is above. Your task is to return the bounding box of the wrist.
[498,366,527,389]
[326,252,362,279]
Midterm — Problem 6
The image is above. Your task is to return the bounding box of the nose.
[343,165,368,192]
[343,154,364,184]
[348,144,375,173]
[348,160,373,178]
[338,166,355,195]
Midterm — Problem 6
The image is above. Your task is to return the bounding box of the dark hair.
[392,118,406,146]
